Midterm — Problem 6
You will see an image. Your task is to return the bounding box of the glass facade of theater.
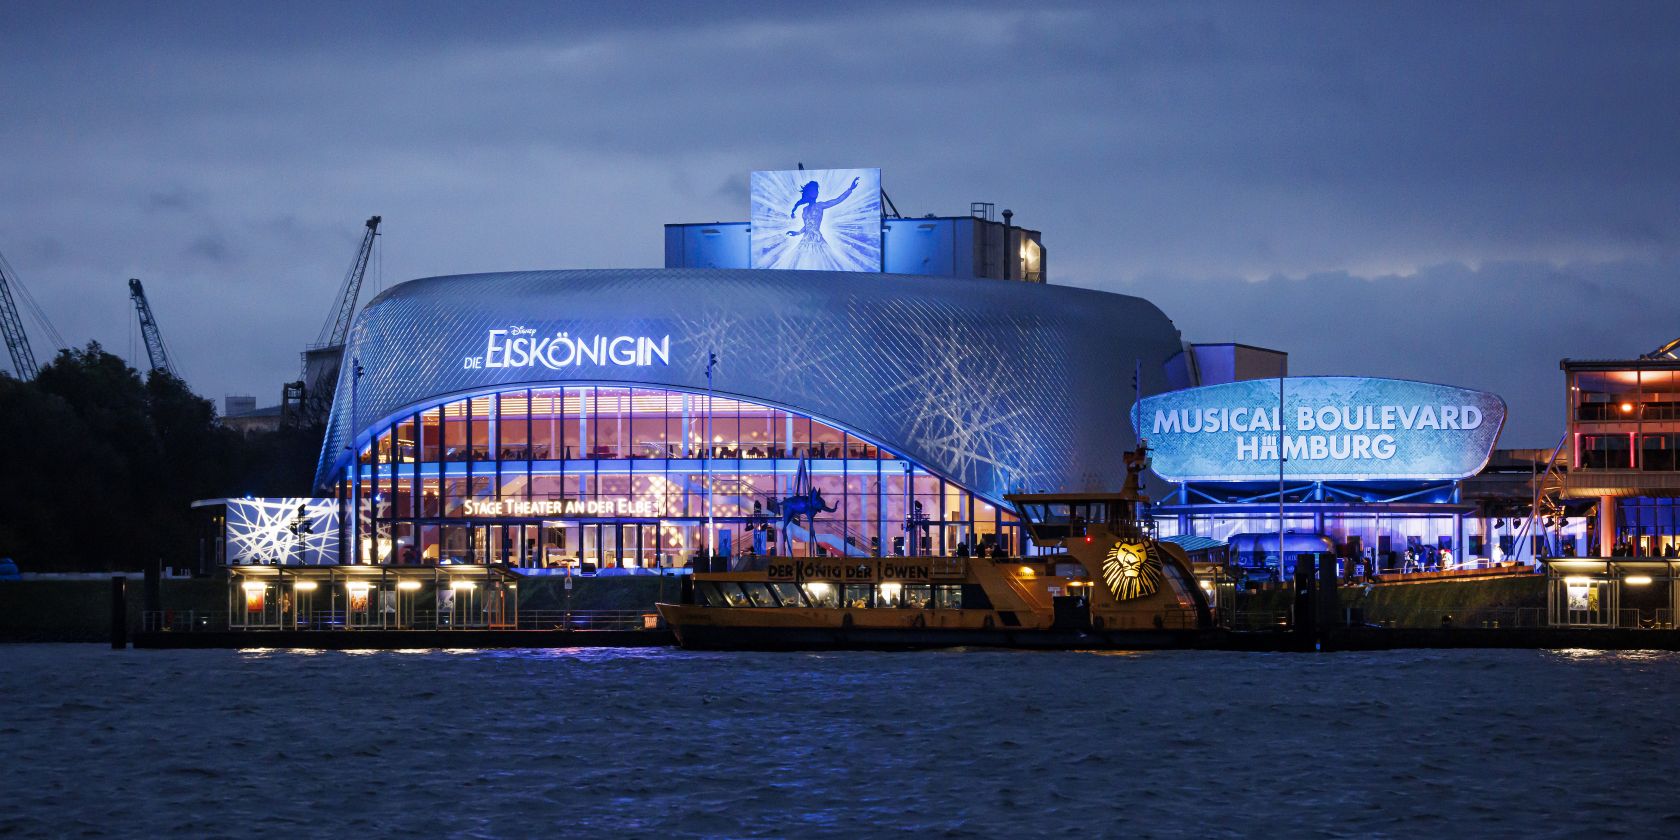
[340,385,1017,569]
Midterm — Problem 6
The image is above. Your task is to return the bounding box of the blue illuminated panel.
[750,169,882,271]
[1134,377,1506,482]
[883,218,956,276]
[664,223,749,269]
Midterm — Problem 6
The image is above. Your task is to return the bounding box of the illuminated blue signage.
[462,327,670,371]
[750,168,882,272]
[1133,377,1506,482]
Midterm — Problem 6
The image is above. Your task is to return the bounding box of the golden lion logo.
[1103,541,1161,600]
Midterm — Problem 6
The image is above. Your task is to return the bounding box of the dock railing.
[1231,610,1292,631]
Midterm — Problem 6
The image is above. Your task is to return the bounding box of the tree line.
[0,343,322,572]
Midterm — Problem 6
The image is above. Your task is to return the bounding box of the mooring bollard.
[110,575,128,650]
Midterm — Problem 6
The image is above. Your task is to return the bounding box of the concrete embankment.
[0,577,222,642]
[132,628,675,650]
[0,574,682,643]
[1240,572,1547,627]
[13,570,1678,651]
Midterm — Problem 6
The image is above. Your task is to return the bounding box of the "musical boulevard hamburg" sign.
[1133,377,1506,482]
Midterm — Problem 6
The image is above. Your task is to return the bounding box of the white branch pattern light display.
[226,498,340,565]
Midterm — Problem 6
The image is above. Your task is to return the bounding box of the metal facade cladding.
[1133,377,1507,482]
[315,268,1186,500]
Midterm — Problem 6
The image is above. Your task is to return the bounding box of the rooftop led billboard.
[1133,377,1506,482]
[750,168,881,272]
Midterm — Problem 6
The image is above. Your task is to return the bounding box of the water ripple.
[1,645,1677,837]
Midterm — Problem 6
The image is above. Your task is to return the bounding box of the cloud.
[0,1,1676,423]
[1101,258,1680,447]
[184,234,237,264]
[145,188,201,213]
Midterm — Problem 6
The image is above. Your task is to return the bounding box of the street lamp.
[1278,375,1287,582]
[705,350,717,569]
[345,357,365,565]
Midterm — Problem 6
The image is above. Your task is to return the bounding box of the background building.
[1562,350,1680,556]
[666,185,1045,282]
[1139,376,1583,577]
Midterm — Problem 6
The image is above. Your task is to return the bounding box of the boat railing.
[1097,607,1203,631]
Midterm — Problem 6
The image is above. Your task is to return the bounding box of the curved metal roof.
[316,268,1185,501]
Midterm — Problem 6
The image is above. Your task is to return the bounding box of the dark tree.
[0,343,325,571]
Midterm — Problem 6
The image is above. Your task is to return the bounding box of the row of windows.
[360,387,886,465]
[343,386,1022,565]
[1576,401,1680,422]
[355,467,986,521]
[362,520,1014,568]
[1580,433,1680,470]
[697,581,983,610]
[1572,370,1680,422]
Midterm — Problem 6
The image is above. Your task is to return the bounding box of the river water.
[1,645,1676,838]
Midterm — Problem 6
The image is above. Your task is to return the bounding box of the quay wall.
[2,572,1552,642]
[1242,574,1547,627]
[0,575,676,642]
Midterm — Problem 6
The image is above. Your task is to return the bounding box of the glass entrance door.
[539,520,577,569]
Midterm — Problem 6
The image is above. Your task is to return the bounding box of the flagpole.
[1278,375,1286,582]
[705,351,717,568]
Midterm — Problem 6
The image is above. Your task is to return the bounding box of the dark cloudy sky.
[2,1,1677,446]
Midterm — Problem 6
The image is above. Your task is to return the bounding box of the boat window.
[901,584,932,609]
[842,584,873,609]
[697,582,730,607]
[715,582,751,608]
[792,581,833,608]
[1161,561,1198,609]
[801,582,840,608]
[740,582,778,608]
[769,582,804,606]
[875,582,904,608]
[1052,562,1086,579]
[934,584,963,610]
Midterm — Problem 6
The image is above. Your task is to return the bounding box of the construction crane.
[128,278,177,378]
[284,215,381,426]
[0,247,65,380]
[0,261,37,379]
[1644,334,1680,360]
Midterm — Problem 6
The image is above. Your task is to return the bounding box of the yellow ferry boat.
[657,459,1215,650]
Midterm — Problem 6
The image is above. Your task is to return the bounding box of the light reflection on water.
[2,645,1677,837]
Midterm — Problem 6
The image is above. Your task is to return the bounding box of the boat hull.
[664,617,1218,651]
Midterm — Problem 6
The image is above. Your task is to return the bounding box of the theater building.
[202,166,1584,600]
[309,267,1185,571]
[198,168,1204,587]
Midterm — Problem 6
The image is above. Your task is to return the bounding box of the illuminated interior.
[342,385,1017,568]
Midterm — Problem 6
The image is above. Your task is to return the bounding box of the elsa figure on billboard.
[787,176,861,249]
